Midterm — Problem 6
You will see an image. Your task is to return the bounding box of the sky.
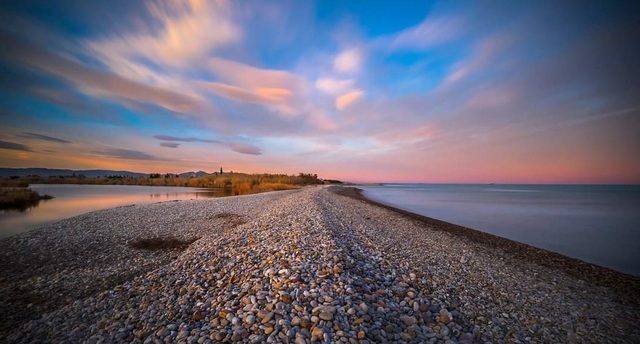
[0,0,639,183]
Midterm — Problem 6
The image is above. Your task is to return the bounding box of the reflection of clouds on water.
[0,185,226,239]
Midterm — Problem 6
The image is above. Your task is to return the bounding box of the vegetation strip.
[0,187,53,211]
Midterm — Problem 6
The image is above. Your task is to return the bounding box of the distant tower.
[220,167,223,174]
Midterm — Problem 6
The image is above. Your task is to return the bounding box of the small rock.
[568,332,579,343]
[261,312,274,324]
[359,302,369,313]
[312,327,324,340]
[300,316,311,328]
[245,315,256,325]
[439,309,453,324]
[156,328,170,337]
[291,316,301,326]
[318,306,336,321]
[280,294,292,303]
[459,333,474,343]
[400,315,417,326]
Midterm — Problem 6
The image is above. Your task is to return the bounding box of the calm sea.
[361,184,640,276]
[0,184,225,239]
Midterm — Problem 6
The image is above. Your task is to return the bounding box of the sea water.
[361,184,640,276]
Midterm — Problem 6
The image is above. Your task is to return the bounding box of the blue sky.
[0,0,639,183]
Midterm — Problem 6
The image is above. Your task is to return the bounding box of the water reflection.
[0,184,227,238]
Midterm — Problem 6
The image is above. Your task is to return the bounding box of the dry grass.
[0,187,53,211]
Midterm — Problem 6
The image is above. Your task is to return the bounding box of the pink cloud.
[202,82,273,104]
[207,57,307,117]
[256,88,293,102]
[336,90,364,110]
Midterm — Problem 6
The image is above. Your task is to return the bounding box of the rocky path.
[1,186,639,343]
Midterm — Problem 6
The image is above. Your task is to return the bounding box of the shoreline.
[1,186,639,343]
[333,187,640,304]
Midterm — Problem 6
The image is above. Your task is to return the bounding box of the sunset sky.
[1,0,639,183]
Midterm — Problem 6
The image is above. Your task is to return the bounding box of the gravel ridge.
[1,186,639,343]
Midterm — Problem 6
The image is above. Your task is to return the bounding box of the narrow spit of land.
[1,186,638,344]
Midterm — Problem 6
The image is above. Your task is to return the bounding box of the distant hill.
[0,168,149,178]
[178,171,210,178]
[0,168,215,178]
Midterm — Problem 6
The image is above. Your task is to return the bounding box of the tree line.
[1,172,342,196]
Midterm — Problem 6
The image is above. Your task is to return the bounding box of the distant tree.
[220,167,223,174]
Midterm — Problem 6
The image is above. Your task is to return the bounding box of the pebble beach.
[1,186,639,344]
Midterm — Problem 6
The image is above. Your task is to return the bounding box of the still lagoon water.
[361,184,640,276]
[0,184,225,238]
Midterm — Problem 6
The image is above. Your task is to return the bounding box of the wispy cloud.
[333,48,362,74]
[86,0,239,70]
[153,135,219,143]
[377,16,461,51]
[18,132,72,144]
[153,134,261,155]
[0,140,33,152]
[445,34,511,85]
[315,78,354,95]
[97,148,163,161]
[1,33,205,114]
[159,142,180,148]
[230,143,262,155]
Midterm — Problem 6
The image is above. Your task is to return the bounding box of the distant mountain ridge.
[0,168,212,178]
[177,171,210,178]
